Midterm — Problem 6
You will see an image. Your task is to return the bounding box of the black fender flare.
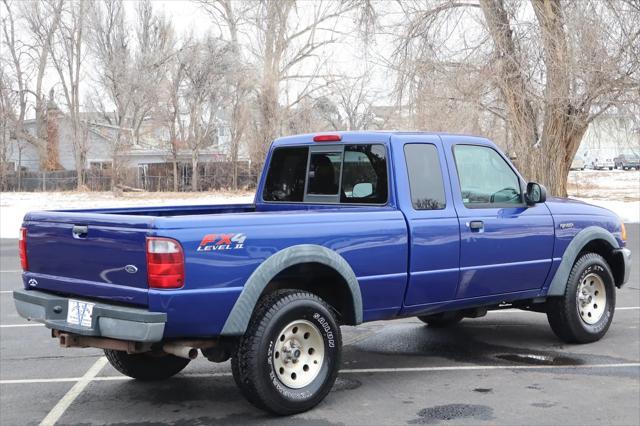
[220,244,363,336]
[547,226,620,296]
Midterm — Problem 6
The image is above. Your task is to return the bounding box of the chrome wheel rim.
[576,273,606,325]
[273,319,325,389]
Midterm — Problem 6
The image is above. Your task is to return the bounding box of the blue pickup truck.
[14,131,631,414]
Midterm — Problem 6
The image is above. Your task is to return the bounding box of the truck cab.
[14,131,631,415]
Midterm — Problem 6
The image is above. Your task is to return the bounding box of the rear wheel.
[546,253,616,343]
[232,290,342,415]
[418,311,464,327]
[104,349,190,381]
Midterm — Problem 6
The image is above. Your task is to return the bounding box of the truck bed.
[22,203,256,306]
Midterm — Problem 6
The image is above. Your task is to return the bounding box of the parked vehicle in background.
[592,158,615,170]
[614,153,640,170]
[14,131,631,415]
[570,157,586,171]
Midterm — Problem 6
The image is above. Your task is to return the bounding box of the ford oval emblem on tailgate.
[124,265,138,274]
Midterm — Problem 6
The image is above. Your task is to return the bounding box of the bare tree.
[1,0,63,170]
[329,73,377,130]
[180,36,233,191]
[88,0,174,189]
[49,0,90,189]
[163,47,187,192]
[199,0,254,190]
[391,0,640,196]
[21,0,63,168]
[200,0,355,164]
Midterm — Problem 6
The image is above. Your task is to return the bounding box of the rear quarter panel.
[152,208,408,337]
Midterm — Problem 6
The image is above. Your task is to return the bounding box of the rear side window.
[262,144,388,204]
[404,144,446,210]
[263,147,308,202]
[453,144,522,207]
[341,144,387,204]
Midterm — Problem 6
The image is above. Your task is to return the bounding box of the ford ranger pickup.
[14,131,631,414]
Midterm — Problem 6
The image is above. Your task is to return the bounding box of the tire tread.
[231,289,341,414]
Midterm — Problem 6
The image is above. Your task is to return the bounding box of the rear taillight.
[146,237,184,289]
[19,227,28,271]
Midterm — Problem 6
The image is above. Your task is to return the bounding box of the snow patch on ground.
[567,169,639,202]
[0,191,254,239]
[572,198,640,224]
[567,169,639,223]
[1,170,638,239]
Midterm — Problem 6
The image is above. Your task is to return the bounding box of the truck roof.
[272,130,493,148]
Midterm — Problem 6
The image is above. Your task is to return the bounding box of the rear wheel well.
[259,262,356,325]
[578,239,623,286]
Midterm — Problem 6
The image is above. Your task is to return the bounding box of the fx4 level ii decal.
[197,233,247,251]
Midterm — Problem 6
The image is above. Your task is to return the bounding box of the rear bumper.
[612,247,632,287]
[13,289,166,342]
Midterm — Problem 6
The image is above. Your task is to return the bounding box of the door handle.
[468,220,484,232]
[72,225,88,239]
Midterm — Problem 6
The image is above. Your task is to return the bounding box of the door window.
[453,145,522,207]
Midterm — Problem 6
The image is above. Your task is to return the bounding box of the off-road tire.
[418,311,464,327]
[231,289,342,415]
[546,253,616,343]
[104,349,190,381]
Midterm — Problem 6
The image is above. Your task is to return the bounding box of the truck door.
[446,142,554,299]
[397,138,461,309]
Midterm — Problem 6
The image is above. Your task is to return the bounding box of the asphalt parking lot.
[1,226,638,425]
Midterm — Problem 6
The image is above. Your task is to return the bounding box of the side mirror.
[525,182,547,205]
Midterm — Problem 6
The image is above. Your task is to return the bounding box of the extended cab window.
[453,145,522,207]
[263,144,387,204]
[404,144,446,210]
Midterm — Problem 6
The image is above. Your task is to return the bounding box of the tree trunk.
[478,0,590,197]
[172,160,179,192]
[191,152,199,192]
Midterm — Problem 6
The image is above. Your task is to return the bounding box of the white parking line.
[38,356,108,426]
[0,324,44,328]
[339,362,640,374]
[1,377,82,384]
[488,306,640,313]
[0,291,15,294]
[1,362,638,386]
[0,270,20,273]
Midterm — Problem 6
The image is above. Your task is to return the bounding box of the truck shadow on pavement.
[343,319,632,373]
[65,320,635,425]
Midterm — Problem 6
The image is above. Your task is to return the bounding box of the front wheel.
[232,290,342,415]
[546,253,616,343]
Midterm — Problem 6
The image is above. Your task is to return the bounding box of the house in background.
[5,100,118,173]
[4,99,251,190]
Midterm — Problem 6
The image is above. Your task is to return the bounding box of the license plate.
[67,299,95,328]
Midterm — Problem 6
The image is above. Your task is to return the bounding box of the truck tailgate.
[24,212,152,306]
